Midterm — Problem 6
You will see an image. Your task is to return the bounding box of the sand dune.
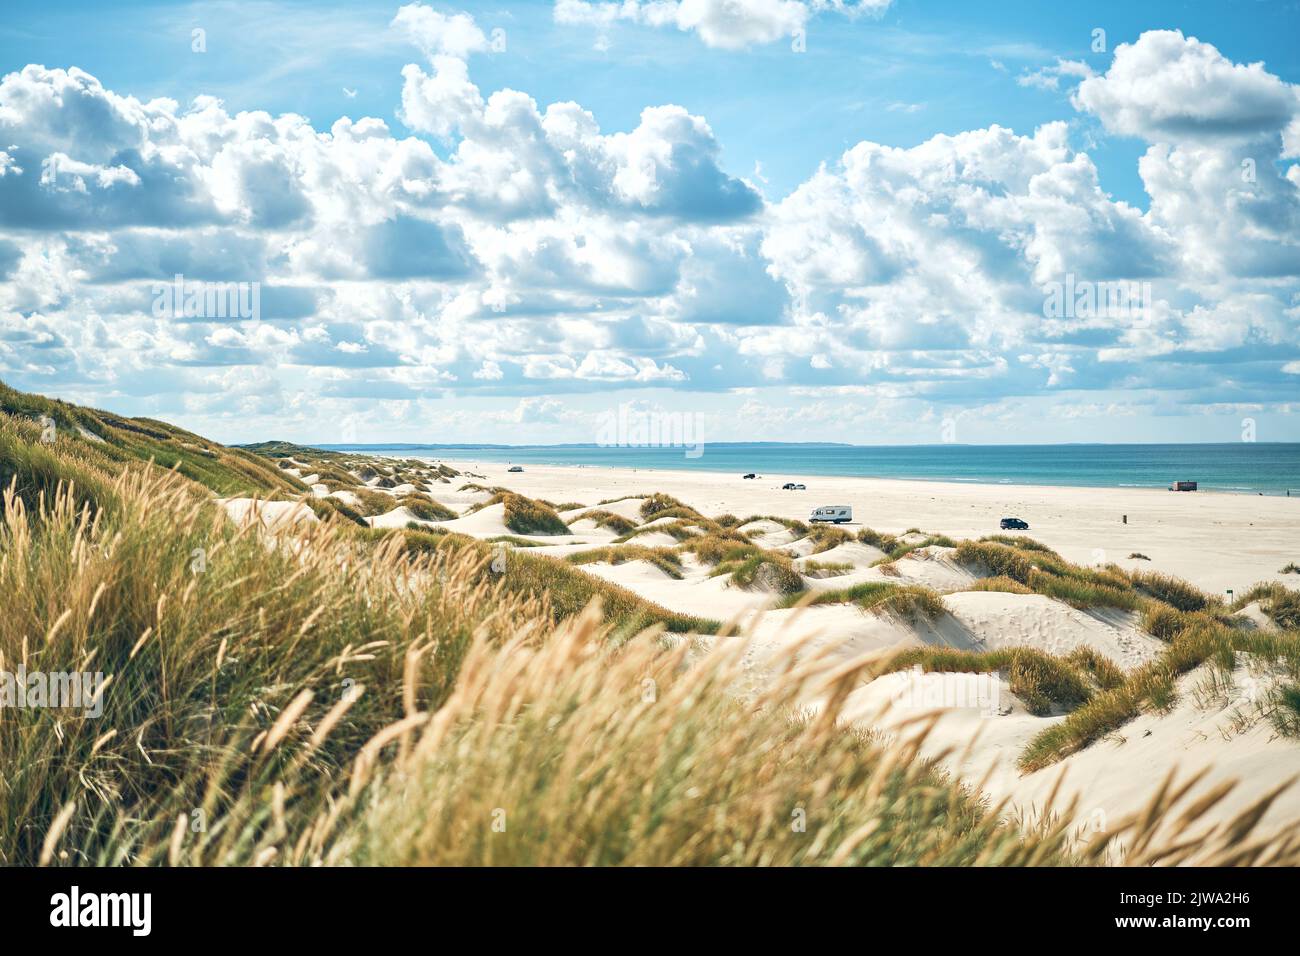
[939,591,1164,668]
[841,658,1296,847]
[794,540,887,566]
[221,497,318,529]
[426,459,1299,594]
[588,497,647,522]
[584,554,777,620]
[374,456,1300,844]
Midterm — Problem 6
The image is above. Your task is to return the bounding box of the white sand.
[426,459,1299,595]
[939,591,1165,668]
[385,456,1300,841]
[220,498,319,529]
[840,659,1298,848]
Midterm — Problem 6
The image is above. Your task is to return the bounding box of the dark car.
[508,465,524,473]
[742,473,757,479]
[782,482,797,490]
[999,517,1029,530]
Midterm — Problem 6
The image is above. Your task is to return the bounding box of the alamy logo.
[0,667,105,717]
[50,886,151,936]
[152,273,260,320]
[1042,273,1152,320]
[892,666,1000,718]
[595,403,705,459]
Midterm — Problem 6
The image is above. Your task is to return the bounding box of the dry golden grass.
[4,394,1299,867]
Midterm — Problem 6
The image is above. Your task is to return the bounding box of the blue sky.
[1,1,1298,444]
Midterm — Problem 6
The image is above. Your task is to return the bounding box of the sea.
[319,442,1300,496]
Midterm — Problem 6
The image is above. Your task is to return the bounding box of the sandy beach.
[426,458,1300,595]
[280,453,1296,849]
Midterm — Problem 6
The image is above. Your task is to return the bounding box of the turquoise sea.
[323,442,1300,496]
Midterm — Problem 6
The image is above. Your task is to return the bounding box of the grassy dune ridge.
[1,382,299,499]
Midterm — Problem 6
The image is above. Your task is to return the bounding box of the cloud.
[1064,32,1300,284]
[395,54,762,222]
[0,19,1296,438]
[362,215,478,280]
[554,0,890,50]
[1017,59,1093,93]
[1073,30,1300,144]
[392,3,489,58]
[0,239,22,280]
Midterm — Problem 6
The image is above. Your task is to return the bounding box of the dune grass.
[804,524,852,553]
[0,452,1141,868]
[776,580,897,610]
[372,527,713,637]
[1130,569,1224,613]
[932,537,1300,770]
[347,487,400,517]
[4,389,1299,867]
[340,615,1106,867]
[474,492,570,536]
[875,533,957,564]
[977,535,1059,555]
[876,646,1099,717]
[567,545,686,579]
[640,493,690,520]
[735,514,809,536]
[721,553,804,594]
[615,519,699,543]
[798,559,854,578]
[677,532,758,566]
[571,509,638,535]
[304,496,368,526]
[875,585,946,622]
[1016,616,1300,772]
[1,388,301,501]
[776,581,943,622]
[1232,582,1300,630]
[856,527,898,553]
[0,385,295,495]
[1271,684,1300,737]
[484,535,549,548]
[954,540,1145,611]
[397,493,457,522]
[954,541,1034,583]
[965,575,1033,595]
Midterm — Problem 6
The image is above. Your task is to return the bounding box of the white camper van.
[809,504,852,524]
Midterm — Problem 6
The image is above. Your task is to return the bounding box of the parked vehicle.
[809,505,852,524]
[793,483,806,490]
[999,517,1029,530]
[782,482,803,490]
[1170,480,1197,491]
[742,473,757,479]
[508,465,524,473]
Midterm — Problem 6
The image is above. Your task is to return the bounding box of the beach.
[292,453,1294,847]
[420,458,1300,595]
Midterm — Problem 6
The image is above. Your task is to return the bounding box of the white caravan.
[809,504,852,524]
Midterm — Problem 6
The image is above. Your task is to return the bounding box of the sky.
[0,0,1298,445]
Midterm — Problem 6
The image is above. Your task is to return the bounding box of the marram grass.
[2,472,1293,866]
[3,395,1300,866]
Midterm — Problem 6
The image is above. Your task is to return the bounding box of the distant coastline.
[312,442,1300,497]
